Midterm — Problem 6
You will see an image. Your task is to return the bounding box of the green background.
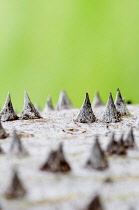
[0,0,139,111]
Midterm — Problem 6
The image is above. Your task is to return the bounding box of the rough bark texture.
[0,105,139,210]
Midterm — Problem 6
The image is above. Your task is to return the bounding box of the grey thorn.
[5,169,26,199]
[85,194,104,210]
[56,90,73,111]
[102,92,121,123]
[40,143,71,173]
[124,128,136,149]
[116,134,127,155]
[106,133,118,155]
[20,91,42,120]
[43,96,54,113]
[0,121,9,139]
[0,92,19,122]
[0,145,5,154]
[74,93,96,123]
[34,102,41,112]
[115,88,130,116]
[128,207,136,210]
[92,90,104,108]
[86,136,108,170]
[9,130,29,157]
[103,177,113,184]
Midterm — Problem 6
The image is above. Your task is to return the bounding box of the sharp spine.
[85,194,104,210]
[56,90,73,110]
[86,136,108,170]
[115,88,130,116]
[43,96,54,113]
[0,92,18,121]
[124,128,136,149]
[40,143,71,173]
[75,93,96,123]
[9,130,29,157]
[102,92,121,123]
[0,121,9,139]
[20,91,42,120]
[0,145,5,154]
[116,134,127,155]
[5,169,26,199]
[92,90,104,108]
[106,133,118,155]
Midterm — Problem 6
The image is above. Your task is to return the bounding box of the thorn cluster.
[106,128,136,156]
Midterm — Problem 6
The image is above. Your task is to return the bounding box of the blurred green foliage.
[0,0,139,111]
